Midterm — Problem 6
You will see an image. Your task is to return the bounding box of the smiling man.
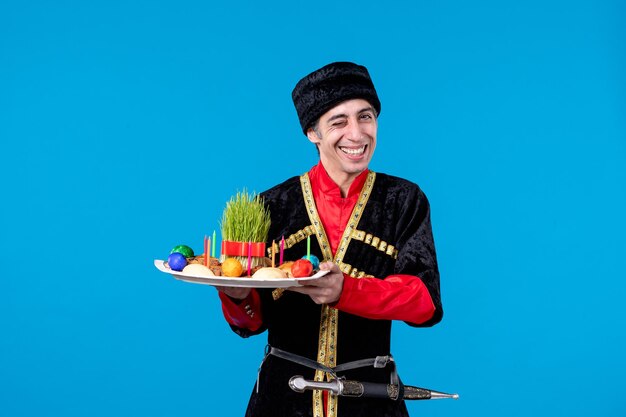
[217,62,443,417]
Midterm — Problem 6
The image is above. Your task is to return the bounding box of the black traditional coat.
[229,171,442,417]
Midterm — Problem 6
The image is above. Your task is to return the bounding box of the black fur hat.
[292,62,381,134]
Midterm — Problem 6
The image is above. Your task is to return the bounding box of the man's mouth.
[339,145,366,156]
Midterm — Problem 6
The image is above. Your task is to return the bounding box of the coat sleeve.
[333,273,436,325]
[218,289,267,338]
[392,186,443,327]
[334,185,443,327]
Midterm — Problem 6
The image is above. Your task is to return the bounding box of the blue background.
[1,1,625,416]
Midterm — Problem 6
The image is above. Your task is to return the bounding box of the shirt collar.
[309,161,369,199]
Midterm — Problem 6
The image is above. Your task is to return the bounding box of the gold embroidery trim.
[332,172,376,266]
[299,171,376,417]
[300,173,336,417]
[337,261,375,278]
[266,227,316,259]
[349,229,399,259]
[286,225,316,249]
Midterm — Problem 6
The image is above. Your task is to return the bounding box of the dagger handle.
[289,376,341,395]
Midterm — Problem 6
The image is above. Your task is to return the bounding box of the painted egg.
[168,252,188,271]
[170,244,194,258]
[292,259,313,278]
[301,254,320,270]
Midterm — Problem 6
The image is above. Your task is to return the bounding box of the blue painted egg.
[301,254,320,270]
[168,252,188,271]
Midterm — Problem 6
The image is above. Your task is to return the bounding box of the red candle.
[204,235,208,266]
[279,236,285,265]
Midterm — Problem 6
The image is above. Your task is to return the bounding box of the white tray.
[154,259,328,288]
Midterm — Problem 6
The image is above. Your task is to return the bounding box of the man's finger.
[294,277,329,287]
[286,285,322,294]
[319,261,338,271]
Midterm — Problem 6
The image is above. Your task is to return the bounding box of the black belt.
[257,345,403,398]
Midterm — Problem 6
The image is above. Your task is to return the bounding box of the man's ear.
[306,128,321,145]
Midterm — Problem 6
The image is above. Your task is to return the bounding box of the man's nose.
[345,118,363,141]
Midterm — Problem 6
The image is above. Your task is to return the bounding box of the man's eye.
[332,120,347,127]
[360,114,372,120]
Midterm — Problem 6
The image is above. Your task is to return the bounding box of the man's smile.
[338,145,367,156]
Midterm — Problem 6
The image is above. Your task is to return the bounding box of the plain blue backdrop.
[1,1,625,416]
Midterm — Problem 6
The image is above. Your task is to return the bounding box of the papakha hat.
[292,62,381,134]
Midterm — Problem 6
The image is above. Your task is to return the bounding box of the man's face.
[307,98,377,182]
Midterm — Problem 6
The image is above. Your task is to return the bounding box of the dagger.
[289,376,459,401]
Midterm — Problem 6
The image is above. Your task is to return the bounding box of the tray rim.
[154,259,328,288]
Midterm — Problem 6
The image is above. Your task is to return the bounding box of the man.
[218,62,442,417]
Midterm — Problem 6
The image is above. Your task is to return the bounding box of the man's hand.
[287,261,344,304]
[217,286,252,300]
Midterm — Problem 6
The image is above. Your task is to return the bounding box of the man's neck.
[335,176,357,198]
[320,163,366,198]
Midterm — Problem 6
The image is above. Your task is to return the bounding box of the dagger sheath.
[341,380,394,399]
[289,376,458,401]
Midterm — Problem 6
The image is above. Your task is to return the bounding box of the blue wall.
[1,1,624,416]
